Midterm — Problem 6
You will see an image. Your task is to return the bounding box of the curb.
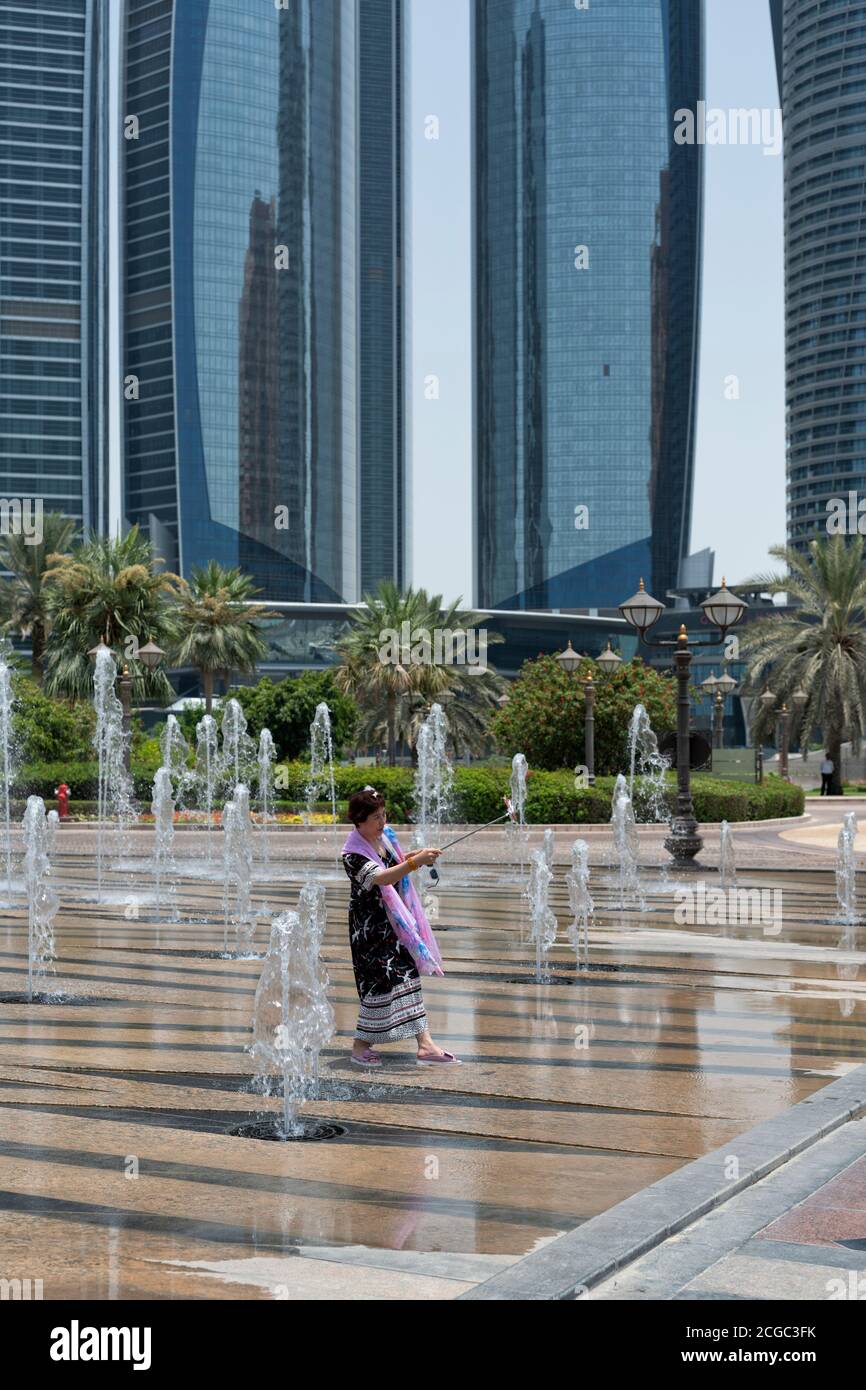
[458,1064,866,1301]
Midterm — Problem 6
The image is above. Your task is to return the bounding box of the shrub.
[10,759,804,825]
[227,672,358,760]
[11,675,96,763]
[492,654,676,773]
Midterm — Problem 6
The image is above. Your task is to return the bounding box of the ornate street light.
[758,685,806,782]
[699,579,748,632]
[555,640,595,784]
[619,579,748,864]
[700,671,719,697]
[596,642,623,677]
[618,579,666,635]
[138,638,166,672]
[554,639,581,675]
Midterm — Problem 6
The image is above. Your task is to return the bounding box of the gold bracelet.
[404,855,418,873]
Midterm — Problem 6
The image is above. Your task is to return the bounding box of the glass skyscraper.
[771,0,866,549]
[0,0,108,534]
[121,0,405,602]
[473,0,704,610]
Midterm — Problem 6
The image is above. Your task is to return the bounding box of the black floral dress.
[342,844,427,1044]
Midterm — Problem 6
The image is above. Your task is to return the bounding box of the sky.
[408,0,786,602]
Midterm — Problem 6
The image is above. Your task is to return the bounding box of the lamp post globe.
[618,579,666,635]
[596,642,623,677]
[554,640,581,676]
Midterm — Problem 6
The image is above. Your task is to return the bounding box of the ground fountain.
[92,644,136,899]
[194,715,219,858]
[526,847,557,984]
[221,698,254,791]
[222,784,254,956]
[542,827,555,868]
[246,881,335,1138]
[719,820,737,890]
[304,703,338,868]
[509,752,530,874]
[836,810,859,927]
[159,715,191,808]
[627,703,672,893]
[611,774,644,911]
[413,703,454,845]
[151,766,176,922]
[627,704,670,819]
[257,729,277,865]
[23,795,59,1001]
[566,839,593,968]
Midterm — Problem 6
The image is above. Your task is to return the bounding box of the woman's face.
[360,805,387,837]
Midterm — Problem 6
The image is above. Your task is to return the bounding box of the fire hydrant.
[55,783,70,821]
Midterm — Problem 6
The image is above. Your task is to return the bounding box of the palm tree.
[43,526,178,702]
[334,581,504,764]
[740,535,866,794]
[171,560,275,713]
[0,511,77,682]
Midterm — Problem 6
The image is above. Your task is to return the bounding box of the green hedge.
[11,760,804,825]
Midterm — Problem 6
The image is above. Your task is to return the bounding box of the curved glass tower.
[123,0,404,603]
[773,0,866,548]
[473,0,703,610]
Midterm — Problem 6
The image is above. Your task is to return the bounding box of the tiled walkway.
[588,1118,866,1301]
[0,832,863,1299]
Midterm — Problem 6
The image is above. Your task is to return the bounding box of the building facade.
[112,0,406,604]
[771,0,866,549]
[0,0,110,537]
[473,0,704,611]
[3,0,408,604]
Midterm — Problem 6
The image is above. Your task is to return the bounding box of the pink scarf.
[341,827,444,977]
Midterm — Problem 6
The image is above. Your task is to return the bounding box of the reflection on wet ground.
[0,845,863,1300]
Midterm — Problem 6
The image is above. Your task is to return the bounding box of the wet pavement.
[0,829,863,1300]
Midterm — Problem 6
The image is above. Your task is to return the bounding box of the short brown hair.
[348,788,385,826]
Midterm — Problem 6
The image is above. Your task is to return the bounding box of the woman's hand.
[415,847,441,867]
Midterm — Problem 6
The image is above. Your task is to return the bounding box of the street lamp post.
[555,640,594,782]
[619,579,747,865]
[759,687,807,782]
[702,665,737,751]
[713,692,725,750]
[555,639,623,786]
[583,672,595,784]
[118,666,133,759]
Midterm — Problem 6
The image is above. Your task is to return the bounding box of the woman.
[341,787,460,1067]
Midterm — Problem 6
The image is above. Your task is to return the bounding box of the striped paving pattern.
[0,841,863,1299]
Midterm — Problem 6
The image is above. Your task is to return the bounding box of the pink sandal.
[416,1050,461,1066]
[351,1049,382,1068]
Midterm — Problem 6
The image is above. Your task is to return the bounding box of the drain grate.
[230,1118,347,1142]
[0,992,76,1005]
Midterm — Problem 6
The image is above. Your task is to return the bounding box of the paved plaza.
[0,807,863,1300]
